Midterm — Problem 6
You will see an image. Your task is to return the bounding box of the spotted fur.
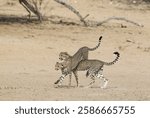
[55,52,120,88]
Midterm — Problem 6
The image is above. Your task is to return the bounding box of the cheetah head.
[59,52,70,61]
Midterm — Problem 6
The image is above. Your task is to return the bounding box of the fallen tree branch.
[53,0,88,26]
[48,15,143,27]
[96,16,143,27]
[53,0,143,27]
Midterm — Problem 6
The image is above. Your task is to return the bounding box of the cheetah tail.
[88,36,102,51]
[104,52,120,66]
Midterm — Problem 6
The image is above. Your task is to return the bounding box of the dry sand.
[0,0,150,100]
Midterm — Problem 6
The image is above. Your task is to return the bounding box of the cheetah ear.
[65,52,70,56]
[59,52,64,54]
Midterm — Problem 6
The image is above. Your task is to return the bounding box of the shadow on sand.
[0,14,39,24]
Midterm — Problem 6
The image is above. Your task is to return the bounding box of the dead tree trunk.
[19,0,42,21]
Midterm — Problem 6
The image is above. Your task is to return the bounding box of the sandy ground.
[0,0,150,100]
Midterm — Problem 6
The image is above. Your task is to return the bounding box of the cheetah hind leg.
[73,71,79,87]
[99,74,108,89]
[96,69,108,89]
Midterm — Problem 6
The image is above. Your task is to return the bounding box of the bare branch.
[83,14,90,20]
[96,17,143,27]
[31,0,42,21]
[53,0,88,26]
[48,15,143,27]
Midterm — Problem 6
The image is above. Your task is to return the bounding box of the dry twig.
[96,16,143,27]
